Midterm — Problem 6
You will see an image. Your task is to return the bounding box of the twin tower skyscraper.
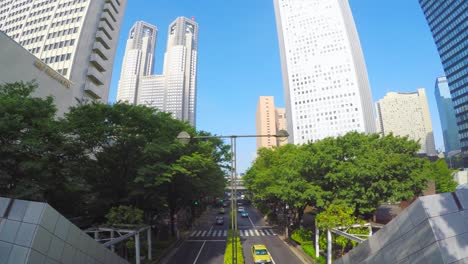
[117,18,198,126]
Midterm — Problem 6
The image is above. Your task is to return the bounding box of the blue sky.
[108,0,445,173]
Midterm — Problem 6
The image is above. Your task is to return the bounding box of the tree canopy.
[0,82,228,231]
[245,132,434,224]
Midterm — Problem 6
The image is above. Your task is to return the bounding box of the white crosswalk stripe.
[189,229,276,238]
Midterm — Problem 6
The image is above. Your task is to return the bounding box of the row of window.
[19,35,44,45]
[450,75,468,99]
[8,0,32,10]
[425,1,452,24]
[53,7,84,18]
[427,1,464,30]
[28,6,54,18]
[43,39,75,51]
[28,46,41,54]
[32,0,58,9]
[442,42,467,65]
[0,1,12,9]
[433,10,466,40]
[3,15,26,26]
[43,53,71,63]
[448,68,468,85]
[0,7,9,14]
[438,32,466,54]
[25,15,51,26]
[58,0,87,9]
[7,6,29,17]
[445,56,467,76]
[3,23,22,33]
[21,24,47,36]
[57,68,68,75]
[51,16,81,28]
[47,27,78,38]
[435,24,466,49]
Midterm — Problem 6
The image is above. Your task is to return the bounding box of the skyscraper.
[0,0,127,103]
[418,0,467,162]
[256,96,288,149]
[117,21,157,104]
[118,17,198,126]
[435,76,461,156]
[376,89,437,155]
[160,17,198,126]
[273,0,375,144]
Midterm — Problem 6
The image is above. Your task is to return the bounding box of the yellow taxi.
[251,244,272,264]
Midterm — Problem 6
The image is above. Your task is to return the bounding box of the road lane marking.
[248,215,256,228]
[190,230,197,236]
[208,225,213,236]
[270,255,276,264]
[195,231,202,237]
[193,241,206,264]
[249,230,254,236]
[270,229,277,235]
[223,230,227,236]
[244,230,249,236]
[254,229,260,236]
[263,229,271,235]
[201,231,207,237]
[258,229,265,236]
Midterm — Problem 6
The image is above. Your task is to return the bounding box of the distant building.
[117,21,158,105]
[273,0,375,144]
[376,89,437,155]
[0,32,74,116]
[117,17,198,126]
[434,76,461,156]
[0,0,127,104]
[418,0,468,165]
[256,96,288,149]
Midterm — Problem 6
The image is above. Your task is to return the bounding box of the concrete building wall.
[0,32,74,116]
[376,89,437,155]
[274,0,375,144]
[0,197,128,264]
[336,190,468,264]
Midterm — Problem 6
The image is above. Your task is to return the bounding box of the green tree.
[423,159,458,193]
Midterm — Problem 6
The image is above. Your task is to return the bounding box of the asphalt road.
[165,204,304,264]
[239,205,304,264]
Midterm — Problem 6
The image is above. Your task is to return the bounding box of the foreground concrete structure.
[336,190,468,264]
[0,198,128,264]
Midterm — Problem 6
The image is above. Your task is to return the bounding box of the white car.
[238,206,245,212]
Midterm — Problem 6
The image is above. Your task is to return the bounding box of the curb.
[278,234,316,264]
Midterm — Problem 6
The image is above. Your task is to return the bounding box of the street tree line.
[0,82,229,234]
[244,132,457,226]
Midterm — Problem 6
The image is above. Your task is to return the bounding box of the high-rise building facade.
[256,96,288,149]
[117,21,157,104]
[273,0,375,144]
[418,0,467,162]
[435,76,461,156]
[160,17,198,126]
[376,89,437,155]
[117,17,198,126]
[0,0,127,103]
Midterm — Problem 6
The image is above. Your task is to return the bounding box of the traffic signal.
[194,200,199,206]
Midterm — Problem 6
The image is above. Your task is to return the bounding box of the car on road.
[251,244,272,264]
[215,216,224,225]
[238,206,245,212]
[219,207,225,214]
[241,211,248,218]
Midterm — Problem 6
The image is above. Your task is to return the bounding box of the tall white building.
[273,0,375,144]
[376,89,437,155]
[117,21,157,104]
[118,17,199,126]
[0,0,127,104]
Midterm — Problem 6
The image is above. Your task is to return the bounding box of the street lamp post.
[177,130,288,264]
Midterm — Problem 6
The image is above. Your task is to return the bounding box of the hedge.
[224,230,244,264]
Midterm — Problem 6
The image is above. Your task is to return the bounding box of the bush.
[291,228,313,244]
[224,230,244,264]
[302,242,326,264]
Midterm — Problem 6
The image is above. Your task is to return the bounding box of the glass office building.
[419,0,467,163]
[434,76,461,156]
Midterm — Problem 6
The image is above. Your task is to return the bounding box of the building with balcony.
[0,0,127,104]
